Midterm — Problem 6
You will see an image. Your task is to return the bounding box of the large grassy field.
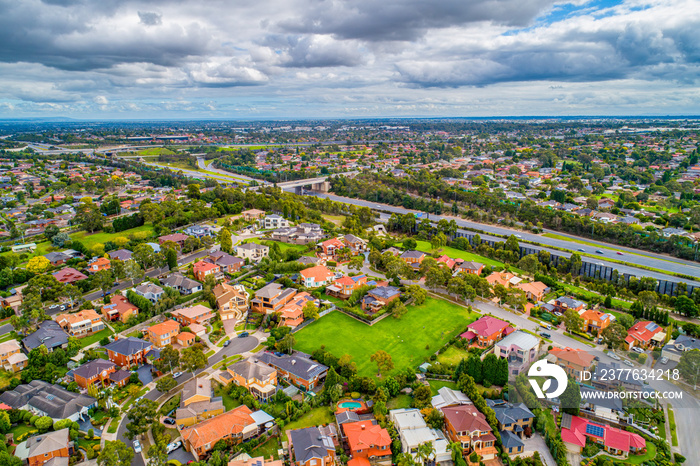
[70,224,155,249]
[402,240,507,269]
[294,297,478,377]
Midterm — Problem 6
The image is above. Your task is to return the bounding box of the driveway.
[209,335,259,365]
[136,364,153,385]
[521,433,556,466]
[168,445,194,464]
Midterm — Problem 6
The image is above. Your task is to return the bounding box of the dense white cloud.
[0,0,697,117]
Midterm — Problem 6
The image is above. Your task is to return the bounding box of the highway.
[293,189,700,285]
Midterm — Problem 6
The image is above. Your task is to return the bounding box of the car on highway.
[133,440,142,453]
[609,353,621,360]
[623,360,634,367]
[616,251,623,255]
[660,357,669,364]
[577,248,585,252]
[596,250,604,254]
[166,441,182,453]
[632,347,644,354]
[238,332,249,338]
[173,371,183,378]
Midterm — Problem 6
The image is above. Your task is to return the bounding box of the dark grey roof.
[22,320,69,351]
[500,429,524,449]
[369,286,400,300]
[258,351,328,383]
[673,335,700,351]
[0,380,95,419]
[162,273,202,291]
[400,250,425,259]
[103,337,151,357]
[238,242,269,251]
[72,359,117,380]
[486,400,534,426]
[108,249,133,261]
[556,296,585,308]
[298,256,319,265]
[290,426,335,463]
[459,261,483,271]
[580,386,623,412]
[44,252,70,262]
[109,369,131,383]
[335,410,360,425]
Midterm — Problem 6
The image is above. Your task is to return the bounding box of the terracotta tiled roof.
[181,405,255,451]
[344,420,391,454]
[300,265,334,282]
[149,320,180,336]
[549,347,595,367]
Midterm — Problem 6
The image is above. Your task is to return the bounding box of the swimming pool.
[339,401,363,409]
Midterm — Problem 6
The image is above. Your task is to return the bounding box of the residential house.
[52,267,88,284]
[71,359,129,390]
[103,337,152,367]
[289,426,337,466]
[455,261,484,275]
[176,332,196,348]
[320,238,345,257]
[14,428,72,466]
[55,309,105,337]
[431,386,472,411]
[494,330,540,376]
[257,351,328,390]
[162,273,203,295]
[548,347,595,379]
[261,214,290,229]
[87,256,111,273]
[625,321,666,350]
[230,456,282,466]
[579,386,625,422]
[44,251,70,266]
[361,286,400,313]
[399,250,426,269]
[181,405,257,461]
[435,255,456,270]
[343,420,392,465]
[441,404,498,460]
[0,340,28,373]
[242,209,266,221]
[460,316,513,348]
[175,377,225,428]
[579,309,613,335]
[184,224,214,238]
[591,362,644,392]
[158,233,190,248]
[207,251,244,273]
[250,283,298,314]
[134,283,164,303]
[0,380,96,422]
[515,281,549,301]
[326,274,368,299]
[486,400,535,456]
[554,297,587,314]
[389,408,452,466]
[147,320,181,348]
[193,260,220,281]
[662,335,700,362]
[102,294,139,323]
[235,242,270,262]
[342,234,368,255]
[560,414,645,458]
[299,265,335,288]
[22,320,69,352]
[108,249,133,261]
[213,282,249,320]
[172,305,214,326]
[221,358,277,401]
[271,223,325,245]
[279,292,315,328]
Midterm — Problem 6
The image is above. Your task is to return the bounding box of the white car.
[623,360,634,367]
[166,441,182,453]
[133,440,142,453]
[609,353,621,361]
[172,371,183,378]
[632,347,644,354]
[660,357,669,364]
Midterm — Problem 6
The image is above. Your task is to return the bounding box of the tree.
[34,416,53,432]
[76,200,103,232]
[601,323,627,350]
[416,441,436,466]
[559,377,581,415]
[156,375,177,393]
[678,349,700,389]
[563,309,584,334]
[147,434,169,466]
[348,255,364,271]
[180,346,208,378]
[26,256,50,274]
[392,301,408,319]
[0,452,22,466]
[0,410,10,434]
[675,296,698,318]
[219,228,232,253]
[370,350,394,377]
[413,384,432,409]
[154,345,180,374]
[125,399,158,440]
[44,225,60,240]
[165,248,178,270]
[52,232,71,247]
[132,243,155,269]
[405,284,427,305]
[302,301,319,320]
[279,333,296,354]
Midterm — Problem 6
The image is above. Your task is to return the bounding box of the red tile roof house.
[52,267,88,284]
[299,265,336,288]
[102,294,139,323]
[181,405,258,461]
[435,255,456,270]
[326,275,368,299]
[193,260,220,282]
[320,238,345,257]
[460,316,513,348]
[172,304,214,326]
[441,404,498,460]
[158,232,190,248]
[343,420,392,464]
[560,413,645,458]
[625,321,666,350]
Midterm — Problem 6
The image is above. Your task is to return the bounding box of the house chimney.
[361,425,366,430]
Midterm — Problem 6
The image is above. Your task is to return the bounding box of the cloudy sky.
[0,0,698,119]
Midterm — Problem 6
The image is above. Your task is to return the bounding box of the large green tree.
[97,440,134,466]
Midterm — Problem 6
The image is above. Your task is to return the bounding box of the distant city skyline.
[0,0,698,119]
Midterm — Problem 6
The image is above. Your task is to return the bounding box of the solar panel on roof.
[585,423,605,437]
[646,322,659,332]
[46,394,54,401]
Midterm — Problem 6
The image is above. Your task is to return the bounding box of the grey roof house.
[22,320,69,352]
[0,380,96,422]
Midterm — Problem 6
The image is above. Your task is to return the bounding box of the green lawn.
[321,214,346,226]
[251,436,281,460]
[437,346,470,366]
[9,423,37,441]
[282,407,334,441]
[214,384,241,411]
[243,238,307,252]
[404,240,507,268]
[598,440,656,464]
[295,297,478,377]
[668,404,678,446]
[107,417,120,434]
[428,380,458,396]
[70,225,155,249]
[387,394,413,410]
[79,328,114,348]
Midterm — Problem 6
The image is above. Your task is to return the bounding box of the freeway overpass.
[276,171,358,193]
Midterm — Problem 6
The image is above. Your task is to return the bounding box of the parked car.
[596,250,604,254]
[593,356,600,361]
[164,418,176,425]
[133,440,142,453]
[623,360,634,367]
[660,357,669,364]
[540,332,551,338]
[238,332,249,338]
[223,340,230,347]
[553,311,563,317]
[609,353,621,361]
[173,371,183,378]
[166,441,182,453]
[632,347,644,354]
